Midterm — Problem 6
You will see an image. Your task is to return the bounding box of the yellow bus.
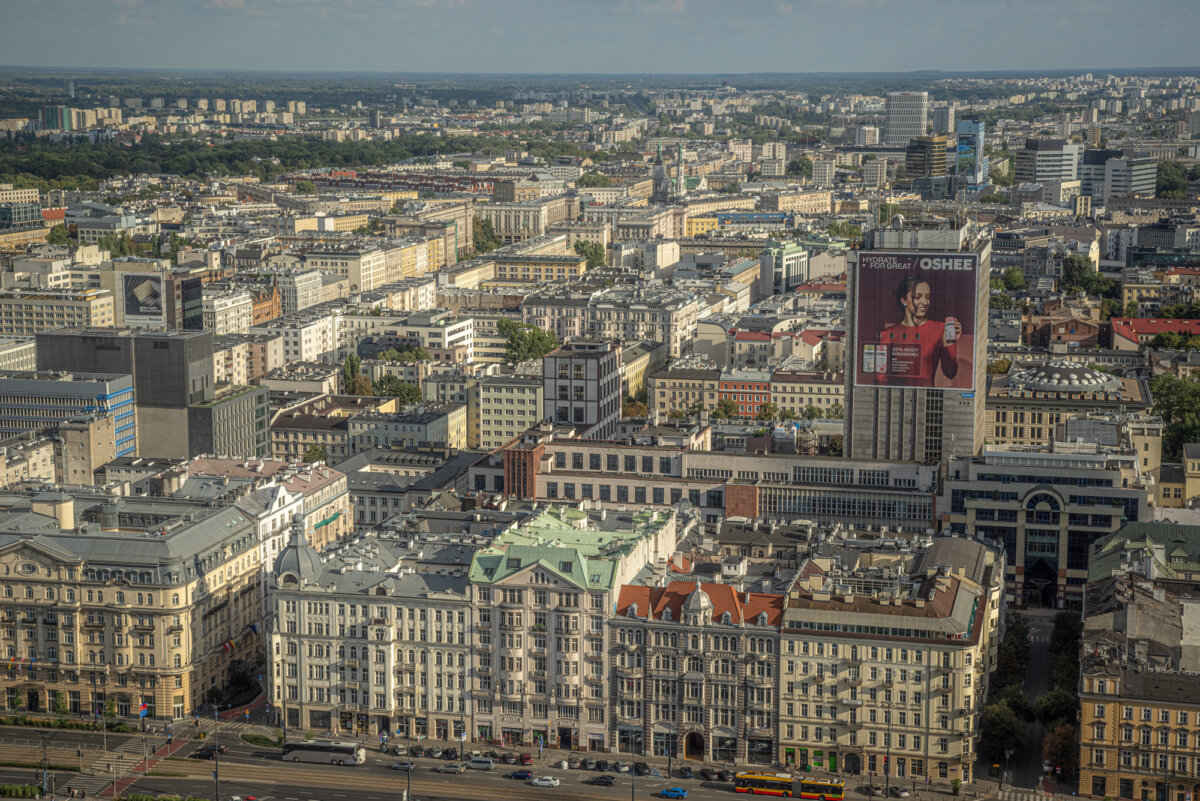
[734,772,846,799]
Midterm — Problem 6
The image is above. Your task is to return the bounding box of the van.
[467,758,495,771]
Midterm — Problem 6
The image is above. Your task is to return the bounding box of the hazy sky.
[2,0,1198,74]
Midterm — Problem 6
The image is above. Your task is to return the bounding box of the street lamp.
[213,704,222,801]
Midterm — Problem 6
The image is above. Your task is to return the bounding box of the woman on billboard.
[874,274,960,385]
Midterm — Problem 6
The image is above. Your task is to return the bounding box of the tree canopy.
[372,375,421,404]
[496,318,558,365]
[573,240,606,269]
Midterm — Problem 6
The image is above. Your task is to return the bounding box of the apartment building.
[612,581,783,762]
[0,490,265,721]
[270,522,472,737]
[375,311,474,364]
[270,395,398,463]
[479,376,543,451]
[201,290,253,336]
[770,371,845,418]
[304,248,388,294]
[588,287,700,359]
[1079,573,1200,801]
[492,253,588,283]
[251,309,343,363]
[275,271,324,316]
[0,289,114,335]
[346,404,468,453]
[467,506,681,751]
[648,368,722,416]
[778,537,1001,783]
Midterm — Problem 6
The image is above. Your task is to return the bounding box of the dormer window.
[721,611,732,624]
[627,604,638,618]
[662,608,672,622]
[758,612,768,626]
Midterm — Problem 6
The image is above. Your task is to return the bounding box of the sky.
[1,0,1198,75]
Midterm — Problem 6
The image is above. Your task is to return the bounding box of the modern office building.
[0,371,136,456]
[885,92,929,147]
[942,443,1151,609]
[932,105,956,136]
[36,328,215,459]
[1014,139,1083,184]
[187,384,269,459]
[542,341,622,440]
[954,118,988,189]
[759,241,810,298]
[844,220,991,465]
[905,136,951,180]
[0,289,115,335]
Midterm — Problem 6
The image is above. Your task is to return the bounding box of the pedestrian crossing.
[999,787,1046,801]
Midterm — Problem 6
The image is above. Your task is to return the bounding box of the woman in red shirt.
[874,275,961,385]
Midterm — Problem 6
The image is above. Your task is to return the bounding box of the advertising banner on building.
[122,274,165,327]
[854,251,978,389]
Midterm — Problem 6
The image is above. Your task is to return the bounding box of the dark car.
[698,768,716,781]
[191,744,227,760]
[509,769,533,780]
[484,750,500,759]
[519,753,533,766]
[444,748,458,760]
[501,753,518,764]
[596,759,610,772]
[587,775,616,786]
[715,770,733,782]
[679,766,694,779]
[633,762,650,776]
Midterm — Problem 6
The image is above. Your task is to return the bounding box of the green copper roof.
[1088,522,1200,582]
[468,506,670,589]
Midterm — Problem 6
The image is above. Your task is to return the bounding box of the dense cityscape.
[0,6,1198,801]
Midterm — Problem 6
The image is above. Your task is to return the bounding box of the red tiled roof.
[734,331,771,342]
[1111,317,1200,342]
[615,581,784,626]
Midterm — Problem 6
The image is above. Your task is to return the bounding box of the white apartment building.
[252,310,344,363]
[201,290,253,336]
[305,248,388,294]
[478,376,543,451]
[276,271,324,315]
[813,159,836,189]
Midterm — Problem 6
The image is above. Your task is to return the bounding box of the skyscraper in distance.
[955,117,989,189]
[885,91,929,146]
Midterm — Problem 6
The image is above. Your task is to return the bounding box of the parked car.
[568,757,582,769]
[429,748,444,759]
[500,752,517,764]
[191,745,227,760]
[678,766,694,779]
[585,759,598,770]
[596,759,610,771]
[531,776,560,787]
[444,747,458,760]
[660,789,689,800]
[484,750,500,759]
[508,769,533,780]
[614,761,630,773]
[698,768,716,781]
[519,752,534,765]
[391,745,408,757]
[714,770,733,782]
[437,762,465,774]
[390,761,416,772]
[890,787,910,798]
[587,775,616,786]
[633,762,650,776]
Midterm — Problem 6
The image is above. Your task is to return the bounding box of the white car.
[531,776,561,787]
[614,761,630,773]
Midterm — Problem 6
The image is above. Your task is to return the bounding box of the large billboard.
[854,251,978,389]
[122,274,165,327]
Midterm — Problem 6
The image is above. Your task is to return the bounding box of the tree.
[1002,267,1025,291]
[347,374,373,396]
[1156,161,1189,198]
[987,359,1012,375]
[294,180,317,194]
[576,173,611,188]
[623,399,648,418]
[53,689,68,719]
[991,293,1017,311]
[573,240,606,269]
[342,354,361,387]
[103,697,117,723]
[823,434,843,456]
[993,613,1031,691]
[1032,686,1078,728]
[473,217,502,254]
[46,224,70,245]
[1061,254,1096,294]
[825,402,844,420]
[979,193,1010,204]
[991,683,1031,721]
[373,375,421,404]
[979,701,1026,761]
[827,221,861,239]
[302,444,326,463]
[378,346,431,362]
[802,404,823,420]
[756,402,780,422]
[1042,724,1080,775]
[497,318,558,365]
[786,157,813,177]
[711,398,739,419]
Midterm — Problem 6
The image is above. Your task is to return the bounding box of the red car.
[519,753,533,765]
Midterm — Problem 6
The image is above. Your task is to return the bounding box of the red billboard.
[853,251,978,389]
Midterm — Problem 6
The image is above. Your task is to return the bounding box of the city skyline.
[1,0,1198,74]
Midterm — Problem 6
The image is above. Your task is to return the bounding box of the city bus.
[734,773,845,799]
[281,740,366,766]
